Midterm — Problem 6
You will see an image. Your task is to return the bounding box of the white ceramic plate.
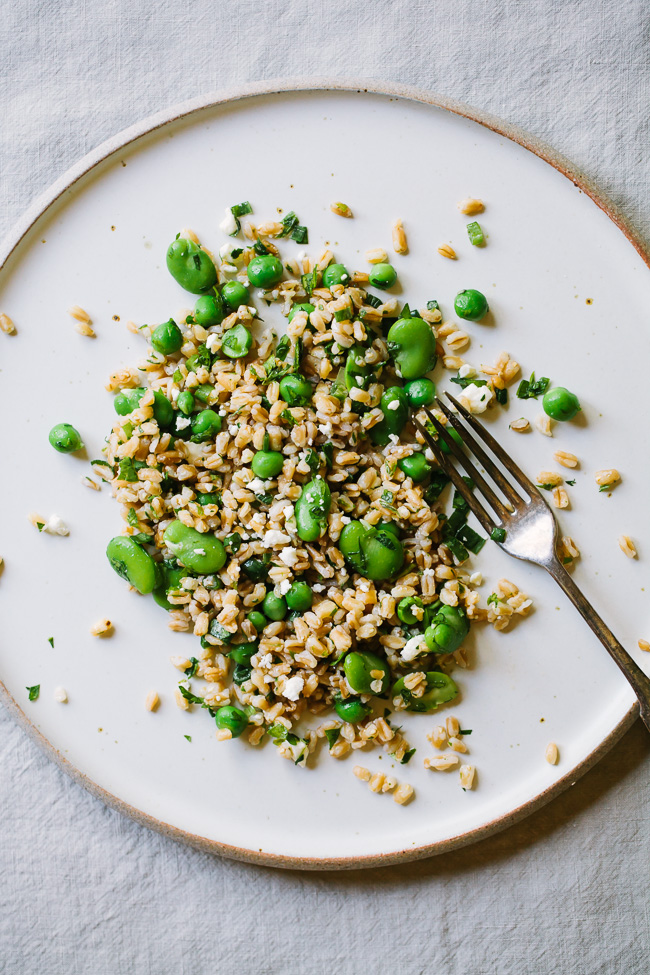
[1,81,648,869]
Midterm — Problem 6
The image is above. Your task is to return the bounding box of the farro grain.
[595,468,621,489]
[638,640,650,653]
[554,450,578,469]
[392,219,408,254]
[424,755,460,771]
[0,312,16,335]
[353,765,371,781]
[90,618,113,637]
[393,783,414,805]
[457,198,485,215]
[618,535,637,558]
[535,413,553,437]
[145,691,160,712]
[437,244,457,259]
[509,417,530,432]
[459,764,476,789]
[545,743,559,765]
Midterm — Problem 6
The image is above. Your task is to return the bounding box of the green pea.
[221,280,249,310]
[194,294,225,326]
[152,565,185,610]
[397,596,424,626]
[252,449,284,479]
[344,345,377,391]
[322,263,350,288]
[263,591,287,621]
[48,423,83,453]
[392,670,458,712]
[166,237,217,294]
[454,289,489,322]
[387,317,437,379]
[343,651,390,695]
[279,373,312,406]
[439,426,463,454]
[228,642,258,665]
[285,581,313,612]
[339,521,404,581]
[214,705,248,738]
[241,556,270,581]
[151,318,183,356]
[398,453,432,482]
[380,522,400,538]
[424,604,469,654]
[370,386,409,446]
[114,388,174,430]
[193,384,214,405]
[247,611,267,632]
[196,491,218,506]
[368,263,397,289]
[405,378,436,408]
[247,254,284,288]
[221,324,252,359]
[106,536,160,594]
[191,409,222,442]
[289,302,315,323]
[333,694,372,723]
[177,391,195,416]
[542,386,581,421]
[295,477,331,542]
[163,520,226,574]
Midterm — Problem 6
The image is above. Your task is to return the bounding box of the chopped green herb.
[118,458,138,482]
[172,368,183,383]
[26,685,40,701]
[445,536,469,564]
[47,637,54,648]
[495,386,508,406]
[177,683,215,715]
[457,525,486,554]
[451,374,488,390]
[459,729,472,735]
[275,335,291,361]
[466,221,485,246]
[253,238,271,256]
[184,657,199,679]
[516,372,550,400]
[183,735,192,742]
[400,302,412,319]
[400,747,416,765]
[36,522,45,532]
[225,532,242,554]
[424,471,450,504]
[292,225,308,244]
[566,479,576,487]
[324,728,341,749]
[537,483,554,491]
[278,211,299,237]
[301,268,318,295]
[364,292,382,309]
[490,527,507,542]
[599,483,614,493]
[487,593,500,607]
[426,299,440,313]
[231,201,253,218]
[304,448,321,473]
[562,556,573,565]
[127,508,139,527]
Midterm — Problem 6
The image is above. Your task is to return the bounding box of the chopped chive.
[516,372,550,400]
[231,201,252,218]
[466,221,485,246]
[364,292,382,309]
[253,238,270,255]
[291,225,308,244]
[456,525,486,554]
[566,479,576,486]
[459,729,472,735]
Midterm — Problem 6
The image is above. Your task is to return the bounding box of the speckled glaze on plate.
[0,79,648,870]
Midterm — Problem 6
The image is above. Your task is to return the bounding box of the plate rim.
[0,77,643,870]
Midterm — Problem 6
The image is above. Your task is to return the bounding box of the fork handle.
[546,559,650,731]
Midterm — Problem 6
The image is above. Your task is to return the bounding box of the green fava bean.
[114,388,173,429]
[194,294,226,326]
[193,384,214,405]
[191,409,222,442]
[106,536,160,594]
[285,581,313,612]
[334,694,372,723]
[163,520,226,574]
[247,254,284,288]
[339,521,404,581]
[152,565,185,610]
[48,423,83,453]
[454,289,489,322]
[424,604,469,654]
[370,387,408,446]
[398,453,431,482]
[392,671,458,712]
[177,391,195,416]
[228,642,258,665]
[368,263,397,289]
[387,317,437,379]
[344,345,376,391]
[214,705,248,738]
[542,386,581,421]
[405,377,436,408]
[251,449,284,478]
[397,596,424,626]
[295,477,332,542]
[221,324,252,359]
[344,651,390,695]
[439,425,463,454]
[166,237,217,294]
[247,610,267,632]
[279,373,312,406]
[262,591,287,621]
[221,280,249,310]
[289,302,315,323]
[151,318,183,356]
[322,263,350,288]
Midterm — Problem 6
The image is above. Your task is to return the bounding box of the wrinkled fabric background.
[1,2,649,973]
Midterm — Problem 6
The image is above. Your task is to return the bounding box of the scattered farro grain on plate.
[330,202,353,218]
[393,783,414,805]
[365,247,388,264]
[90,618,113,637]
[459,764,476,789]
[618,535,637,559]
[595,468,621,489]
[353,765,371,781]
[392,219,408,254]
[509,417,530,433]
[457,198,485,215]
[424,754,460,771]
[145,691,160,712]
[551,486,570,509]
[545,742,559,765]
[535,413,553,437]
[554,450,579,468]
[437,243,457,259]
[638,640,650,653]
[0,312,16,334]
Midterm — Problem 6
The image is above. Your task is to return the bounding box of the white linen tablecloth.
[1,1,649,972]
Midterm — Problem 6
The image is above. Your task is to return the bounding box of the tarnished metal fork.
[413,391,650,731]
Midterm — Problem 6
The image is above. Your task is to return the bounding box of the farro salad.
[90,203,542,776]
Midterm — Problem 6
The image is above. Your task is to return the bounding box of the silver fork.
[412,391,650,732]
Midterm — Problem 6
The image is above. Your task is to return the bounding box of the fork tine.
[435,397,524,508]
[421,408,509,520]
[444,391,540,498]
[412,415,498,537]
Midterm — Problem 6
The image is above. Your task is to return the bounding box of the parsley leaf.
[26,685,40,701]
[516,371,550,400]
[184,657,199,679]
[324,728,341,749]
[400,747,416,765]
[183,735,192,742]
[127,508,139,527]
[47,637,54,648]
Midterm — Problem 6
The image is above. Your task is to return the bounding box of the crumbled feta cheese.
[258,653,272,668]
[312,583,325,593]
[206,333,220,353]
[170,388,180,402]
[247,478,266,494]
[228,424,238,436]
[53,686,68,703]
[461,383,494,414]
[283,675,304,701]
[193,548,206,556]
[176,416,191,430]
[469,571,483,585]
[182,442,205,464]
[340,516,351,525]
[221,263,237,274]
[401,635,426,662]
[219,241,243,262]
[278,546,299,566]
[278,580,292,596]
[263,530,291,547]
[219,209,238,235]
[297,250,307,262]
[355,376,364,386]
[370,679,383,693]
[388,434,400,445]
[43,514,69,536]
[319,422,333,437]
[387,399,401,410]
[459,363,477,379]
